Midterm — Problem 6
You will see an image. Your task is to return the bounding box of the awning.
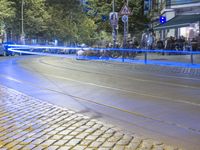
[154,14,200,30]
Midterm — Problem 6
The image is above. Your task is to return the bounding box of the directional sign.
[119,4,131,16]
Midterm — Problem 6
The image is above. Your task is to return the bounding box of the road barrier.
[6,44,200,68]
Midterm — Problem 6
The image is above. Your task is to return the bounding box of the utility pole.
[127,0,129,35]
[112,0,115,12]
[21,0,25,44]
[112,0,117,48]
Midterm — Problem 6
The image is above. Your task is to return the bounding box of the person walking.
[147,32,155,50]
[156,38,164,50]
[196,34,200,50]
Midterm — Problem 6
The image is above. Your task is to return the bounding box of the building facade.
[145,0,200,41]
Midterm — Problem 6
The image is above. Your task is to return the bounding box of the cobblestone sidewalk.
[0,85,181,150]
[134,64,200,77]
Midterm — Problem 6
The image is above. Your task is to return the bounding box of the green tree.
[45,0,97,45]
[0,0,15,22]
[5,0,49,42]
[2,0,148,45]
[0,0,15,42]
[84,0,148,44]
[23,0,50,40]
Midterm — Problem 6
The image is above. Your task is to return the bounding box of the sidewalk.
[0,85,181,150]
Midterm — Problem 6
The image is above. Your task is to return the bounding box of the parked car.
[0,44,6,56]
[2,42,16,56]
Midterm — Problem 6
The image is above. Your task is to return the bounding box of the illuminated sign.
[160,16,166,24]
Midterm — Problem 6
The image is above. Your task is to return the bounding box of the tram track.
[32,57,200,107]
[39,57,200,89]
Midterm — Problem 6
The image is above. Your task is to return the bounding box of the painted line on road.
[41,73,200,107]
[22,57,200,107]
[1,75,22,83]
[39,58,200,90]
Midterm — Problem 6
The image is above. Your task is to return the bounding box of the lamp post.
[127,0,129,35]
[21,0,25,44]
[112,0,115,12]
[112,0,117,47]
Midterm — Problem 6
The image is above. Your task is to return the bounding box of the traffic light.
[159,16,166,24]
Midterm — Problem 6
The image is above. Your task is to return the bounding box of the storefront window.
[180,23,199,40]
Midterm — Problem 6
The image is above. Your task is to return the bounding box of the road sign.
[122,15,128,23]
[109,12,119,26]
[119,4,131,16]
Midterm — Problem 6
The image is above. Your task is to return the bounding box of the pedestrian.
[196,34,200,50]
[140,31,148,49]
[156,38,164,50]
[191,38,198,51]
[170,36,175,50]
[147,32,155,50]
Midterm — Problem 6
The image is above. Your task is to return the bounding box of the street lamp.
[112,0,117,47]
[20,0,25,44]
[126,0,129,36]
[112,0,115,12]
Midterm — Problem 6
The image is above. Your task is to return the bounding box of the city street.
[0,56,200,149]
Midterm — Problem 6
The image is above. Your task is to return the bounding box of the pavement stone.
[133,64,200,77]
[0,85,183,150]
[92,58,200,77]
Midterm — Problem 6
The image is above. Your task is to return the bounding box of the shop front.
[154,14,200,40]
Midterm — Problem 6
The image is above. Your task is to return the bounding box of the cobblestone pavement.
[134,64,200,77]
[89,59,200,77]
[0,85,182,150]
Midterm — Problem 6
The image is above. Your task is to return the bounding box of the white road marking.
[39,59,200,90]
[42,73,200,107]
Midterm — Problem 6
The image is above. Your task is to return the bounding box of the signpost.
[119,3,131,49]
[119,2,131,62]
[109,12,118,47]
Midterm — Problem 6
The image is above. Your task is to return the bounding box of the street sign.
[122,15,128,23]
[109,12,119,27]
[119,3,131,16]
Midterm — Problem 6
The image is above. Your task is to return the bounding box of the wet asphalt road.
[0,55,200,150]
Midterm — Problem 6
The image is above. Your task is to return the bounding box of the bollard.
[144,51,147,64]
[190,52,194,64]
[122,50,125,62]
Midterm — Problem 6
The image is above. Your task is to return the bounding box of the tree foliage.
[1,0,147,44]
[85,0,148,42]
[0,0,15,22]
[45,0,97,44]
